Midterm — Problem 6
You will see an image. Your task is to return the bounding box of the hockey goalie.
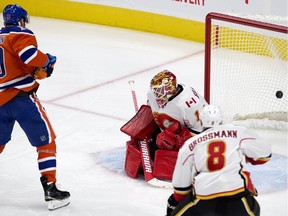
[121,70,208,186]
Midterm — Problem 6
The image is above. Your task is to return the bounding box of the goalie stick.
[128,80,139,113]
[128,80,172,189]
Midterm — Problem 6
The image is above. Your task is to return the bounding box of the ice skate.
[40,176,70,210]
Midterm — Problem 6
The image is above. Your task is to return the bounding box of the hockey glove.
[44,53,56,77]
[156,130,178,150]
[156,121,181,150]
[166,194,179,216]
[34,53,56,79]
[156,122,192,150]
[34,67,48,80]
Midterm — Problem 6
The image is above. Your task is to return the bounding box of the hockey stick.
[128,80,172,189]
[128,80,139,113]
[139,138,172,188]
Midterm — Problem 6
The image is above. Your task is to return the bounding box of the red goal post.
[204,12,288,128]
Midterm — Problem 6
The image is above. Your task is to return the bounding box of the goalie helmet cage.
[204,12,288,129]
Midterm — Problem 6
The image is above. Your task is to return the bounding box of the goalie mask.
[150,70,177,108]
[200,105,223,128]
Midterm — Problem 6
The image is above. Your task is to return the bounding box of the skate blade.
[48,198,70,211]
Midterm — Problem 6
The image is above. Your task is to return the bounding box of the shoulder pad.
[0,26,34,35]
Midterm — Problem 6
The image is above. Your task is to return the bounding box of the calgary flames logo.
[153,112,177,130]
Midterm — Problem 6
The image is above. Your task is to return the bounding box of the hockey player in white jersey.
[166,105,272,216]
[148,70,208,150]
[121,70,208,184]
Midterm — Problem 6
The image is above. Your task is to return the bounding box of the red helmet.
[150,70,177,107]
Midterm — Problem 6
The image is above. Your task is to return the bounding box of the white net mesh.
[206,13,288,130]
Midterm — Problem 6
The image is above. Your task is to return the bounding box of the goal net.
[204,12,288,130]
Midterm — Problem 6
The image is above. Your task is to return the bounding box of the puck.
[276,91,283,99]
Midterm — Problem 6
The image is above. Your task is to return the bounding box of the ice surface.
[0,16,287,216]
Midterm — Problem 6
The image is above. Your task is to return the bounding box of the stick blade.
[148,178,173,189]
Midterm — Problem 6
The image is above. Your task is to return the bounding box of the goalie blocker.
[121,105,187,180]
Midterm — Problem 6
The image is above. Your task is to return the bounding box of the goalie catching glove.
[156,121,192,150]
[34,53,56,80]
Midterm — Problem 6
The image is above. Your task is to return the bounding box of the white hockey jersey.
[172,124,272,200]
[147,84,208,133]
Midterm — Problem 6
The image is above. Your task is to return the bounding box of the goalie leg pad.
[153,150,178,180]
[125,140,142,178]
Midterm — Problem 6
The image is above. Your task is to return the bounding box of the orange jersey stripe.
[31,93,56,142]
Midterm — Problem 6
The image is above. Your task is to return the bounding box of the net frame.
[204,12,288,129]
